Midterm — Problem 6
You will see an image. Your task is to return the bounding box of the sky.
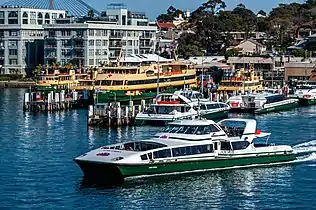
[0,0,306,19]
[84,0,306,19]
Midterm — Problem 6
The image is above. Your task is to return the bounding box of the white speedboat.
[74,118,296,182]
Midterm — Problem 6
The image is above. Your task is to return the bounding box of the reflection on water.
[1,89,316,209]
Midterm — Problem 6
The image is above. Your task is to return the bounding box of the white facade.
[0,6,65,75]
[44,22,157,67]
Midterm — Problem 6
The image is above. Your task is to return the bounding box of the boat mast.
[157,23,161,96]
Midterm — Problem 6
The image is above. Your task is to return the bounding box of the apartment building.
[43,4,157,67]
[0,6,65,75]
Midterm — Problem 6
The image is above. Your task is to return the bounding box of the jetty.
[88,100,147,127]
[23,90,81,112]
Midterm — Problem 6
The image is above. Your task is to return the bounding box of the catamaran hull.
[254,101,298,114]
[75,153,296,181]
[229,108,257,113]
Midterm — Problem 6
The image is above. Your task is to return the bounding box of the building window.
[9,59,17,65]
[9,49,17,55]
[102,30,107,36]
[128,40,132,46]
[96,40,101,46]
[89,40,94,46]
[0,11,4,18]
[95,49,101,55]
[8,40,17,47]
[61,30,71,36]
[89,49,94,56]
[89,30,94,36]
[103,50,107,55]
[59,14,64,18]
[9,30,18,36]
[102,40,108,46]
[95,30,101,36]
[8,11,18,18]
[89,59,94,65]
[96,59,101,65]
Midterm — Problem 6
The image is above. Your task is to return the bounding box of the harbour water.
[1,88,316,209]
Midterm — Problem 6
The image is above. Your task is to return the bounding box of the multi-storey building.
[43,4,157,67]
[0,6,65,75]
[43,20,157,67]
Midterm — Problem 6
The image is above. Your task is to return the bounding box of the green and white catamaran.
[74,118,296,182]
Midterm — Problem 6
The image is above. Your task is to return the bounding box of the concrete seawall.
[0,81,36,88]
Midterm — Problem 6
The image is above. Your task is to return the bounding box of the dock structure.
[88,100,147,127]
[23,90,80,112]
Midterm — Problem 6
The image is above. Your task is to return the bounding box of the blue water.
[1,88,316,209]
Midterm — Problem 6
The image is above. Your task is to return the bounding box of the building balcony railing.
[110,34,123,38]
[45,45,57,49]
[72,35,84,40]
[44,35,57,40]
[141,34,153,39]
[109,44,122,48]
[140,44,152,48]
[73,45,84,49]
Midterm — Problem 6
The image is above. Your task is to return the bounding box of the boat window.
[214,142,218,150]
[172,145,214,157]
[140,154,148,160]
[219,103,229,108]
[100,80,112,86]
[220,142,232,150]
[195,126,205,135]
[206,104,220,109]
[231,141,250,150]
[123,141,167,151]
[148,153,153,159]
[153,149,171,159]
[184,126,198,134]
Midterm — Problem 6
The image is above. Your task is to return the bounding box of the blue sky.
[85,0,305,19]
[0,0,305,19]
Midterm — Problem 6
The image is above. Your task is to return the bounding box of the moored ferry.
[217,64,263,96]
[70,61,197,103]
[37,69,89,90]
[135,90,230,125]
[254,93,298,114]
[74,118,296,182]
[294,84,316,105]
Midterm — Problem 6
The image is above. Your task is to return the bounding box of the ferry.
[226,94,257,113]
[74,118,296,182]
[135,90,229,125]
[70,61,197,103]
[217,64,263,96]
[37,69,89,90]
[227,93,298,114]
[134,93,197,125]
[254,93,298,114]
[294,84,316,105]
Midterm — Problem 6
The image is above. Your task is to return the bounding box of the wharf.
[23,90,81,112]
[88,100,147,128]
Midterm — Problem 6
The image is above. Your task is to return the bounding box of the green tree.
[88,9,94,18]
[292,49,307,57]
[33,64,43,82]
[257,10,266,16]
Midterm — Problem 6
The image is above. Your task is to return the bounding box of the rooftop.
[1,0,100,17]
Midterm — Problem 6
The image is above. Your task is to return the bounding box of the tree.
[32,64,43,82]
[100,11,106,17]
[258,10,266,17]
[225,48,239,60]
[292,48,307,57]
[88,9,94,18]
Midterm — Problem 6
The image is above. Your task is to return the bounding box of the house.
[231,39,267,55]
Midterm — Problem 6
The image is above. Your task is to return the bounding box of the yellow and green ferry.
[70,61,197,103]
[74,118,296,183]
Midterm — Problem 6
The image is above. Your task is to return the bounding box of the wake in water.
[293,140,316,163]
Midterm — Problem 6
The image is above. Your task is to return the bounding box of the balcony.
[44,35,57,40]
[72,35,84,40]
[45,45,57,49]
[109,44,122,49]
[110,33,123,39]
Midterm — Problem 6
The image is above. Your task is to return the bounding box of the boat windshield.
[296,85,316,90]
[219,121,246,137]
[105,141,167,151]
[161,124,220,135]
